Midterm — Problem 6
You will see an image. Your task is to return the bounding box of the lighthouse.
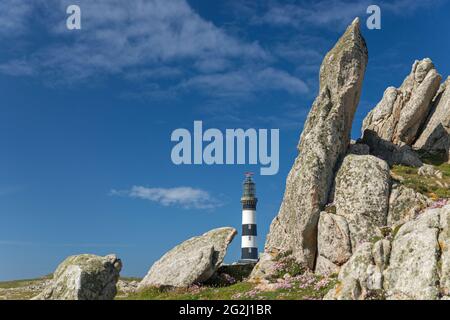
[240,172,258,262]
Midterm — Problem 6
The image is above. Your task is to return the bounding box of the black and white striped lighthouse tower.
[240,172,258,262]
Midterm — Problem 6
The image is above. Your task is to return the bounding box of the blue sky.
[0,0,449,281]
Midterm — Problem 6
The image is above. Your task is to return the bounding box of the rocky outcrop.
[316,155,390,275]
[138,227,236,289]
[324,243,381,300]
[418,164,444,179]
[414,77,450,159]
[440,208,450,296]
[316,212,352,275]
[387,183,431,229]
[326,205,450,300]
[250,15,448,300]
[33,254,122,300]
[332,155,391,249]
[384,209,441,300]
[248,250,279,282]
[260,18,368,271]
[362,58,442,146]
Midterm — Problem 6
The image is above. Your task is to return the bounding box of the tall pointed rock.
[262,18,368,269]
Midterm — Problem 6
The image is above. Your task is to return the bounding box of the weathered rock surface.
[315,255,341,276]
[261,18,368,270]
[440,207,450,296]
[248,250,278,282]
[384,209,441,300]
[33,254,122,300]
[138,227,236,289]
[332,154,390,249]
[316,212,352,275]
[117,279,139,295]
[324,243,376,300]
[324,240,391,300]
[326,205,450,300]
[362,58,442,145]
[414,77,450,159]
[387,183,431,228]
[318,155,390,277]
[372,239,391,271]
[417,163,443,179]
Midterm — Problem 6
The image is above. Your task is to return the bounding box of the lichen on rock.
[138,227,236,289]
[33,254,122,300]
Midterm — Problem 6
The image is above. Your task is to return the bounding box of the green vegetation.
[0,272,336,300]
[120,250,335,300]
[0,275,51,289]
[271,250,305,280]
[122,275,337,300]
[0,275,52,300]
[119,276,142,282]
[391,153,450,199]
[122,282,255,300]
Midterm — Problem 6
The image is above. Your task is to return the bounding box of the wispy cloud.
[111,186,223,210]
[179,67,308,97]
[0,0,33,37]
[246,0,443,30]
[0,0,309,99]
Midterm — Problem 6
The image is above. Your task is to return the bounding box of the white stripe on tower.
[242,209,256,224]
[241,235,257,248]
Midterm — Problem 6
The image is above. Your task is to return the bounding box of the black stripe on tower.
[242,203,256,210]
[241,199,257,210]
[241,247,258,260]
[242,224,257,236]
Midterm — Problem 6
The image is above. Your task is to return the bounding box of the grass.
[122,282,255,300]
[0,275,51,289]
[118,251,336,301]
[121,274,337,300]
[119,276,141,282]
[0,275,141,300]
[0,275,52,300]
[0,271,336,300]
[391,152,450,199]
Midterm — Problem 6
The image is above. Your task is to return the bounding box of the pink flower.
[430,199,448,209]
[232,293,242,299]
[274,281,292,290]
[314,278,330,290]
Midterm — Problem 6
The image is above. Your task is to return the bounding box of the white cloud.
[179,67,308,97]
[0,0,309,98]
[0,0,33,37]
[111,186,223,210]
